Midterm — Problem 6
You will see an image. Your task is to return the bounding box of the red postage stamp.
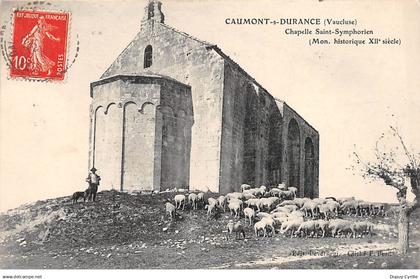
[10,10,69,81]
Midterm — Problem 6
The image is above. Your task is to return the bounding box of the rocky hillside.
[0,190,418,269]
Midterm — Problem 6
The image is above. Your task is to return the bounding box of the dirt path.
[212,242,398,269]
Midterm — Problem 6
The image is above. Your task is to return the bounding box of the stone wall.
[219,60,318,196]
[159,78,193,190]
[89,80,126,191]
[219,61,284,193]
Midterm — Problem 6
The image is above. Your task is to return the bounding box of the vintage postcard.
[0,0,419,276]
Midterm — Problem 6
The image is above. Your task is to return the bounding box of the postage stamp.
[10,10,69,81]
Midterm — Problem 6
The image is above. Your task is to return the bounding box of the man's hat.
[90,167,97,172]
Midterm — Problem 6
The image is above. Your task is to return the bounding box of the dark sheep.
[226,220,246,240]
[72,191,86,204]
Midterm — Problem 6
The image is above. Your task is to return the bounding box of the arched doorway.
[287,119,300,189]
[304,137,315,198]
[242,85,258,186]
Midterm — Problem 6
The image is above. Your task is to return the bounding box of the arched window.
[287,118,301,189]
[144,45,153,68]
[304,137,315,198]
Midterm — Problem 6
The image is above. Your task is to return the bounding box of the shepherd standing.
[86,167,101,201]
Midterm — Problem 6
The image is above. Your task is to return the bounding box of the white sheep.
[279,190,294,200]
[269,188,281,197]
[329,219,352,237]
[293,198,306,208]
[228,199,242,218]
[280,217,304,237]
[245,198,262,212]
[295,220,317,237]
[350,221,374,238]
[251,188,264,198]
[358,201,372,216]
[254,217,276,237]
[263,216,277,233]
[301,200,319,217]
[217,195,227,211]
[278,183,287,190]
[174,194,186,210]
[288,210,305,219]
[256,212,271,219]
[229,197,243,208]
[326,202,340,218]
[226,192,244,201]
[205,202,217,217]
[326,200,340,214]
[197,192,205,203]
[243,189,257,196]
[272,216,288,228]
[371,202,385,216]
[188,193,198,210]
[270,211,289,219]
[243,193,256,200]
[226,220,246,240]
[254,220,267,237]
[208,197,218,206]
[243,207,255,226]
[279,200,297,207]
[337,197,355,204]
[240,184,251,192]
[314,219,329,237]
[340,200,359,216]
[288,187,298,198]
[312,198,327,205]
[302,197,312,203]
[265,197,280,210]
[165,202,176,219]
[385,205,399,218]
[318,203,333,219]
[283,204,298,212]
[259,198,271,211]
[271,206,293,214]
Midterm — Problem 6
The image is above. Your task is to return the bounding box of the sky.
[0,0,419,212]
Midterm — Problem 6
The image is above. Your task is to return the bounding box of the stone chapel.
[88,0,320,197]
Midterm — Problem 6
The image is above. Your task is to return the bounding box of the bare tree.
[352,126,419,254]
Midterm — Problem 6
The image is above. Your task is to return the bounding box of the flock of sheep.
[164,183,385,240]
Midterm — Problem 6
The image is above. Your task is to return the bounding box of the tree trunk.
[398,207,410,254]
